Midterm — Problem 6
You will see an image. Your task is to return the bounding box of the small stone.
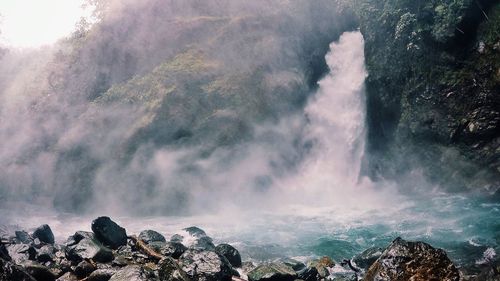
[108,265,149,281]
[87,268,117,281]
[158,257,191,281]
[179,249,233,281]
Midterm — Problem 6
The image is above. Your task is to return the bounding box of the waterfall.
[277,31,378,206]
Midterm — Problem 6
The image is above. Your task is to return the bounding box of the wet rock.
[183,227,207,238]
[91,217,127,249]
[65,237,113,263]
[296,267,318,281]
[215,244,242,267]
[108,265,149,281]
[0,258,36,281]
[32,225,55,245]
[74,260,96,278]
[65,231,95,247]
[139,230,166,244]
[191,236,215,251]
[36,245,55,263]
[6,244,36,264]
[170,235,183,243]
[14,231,33,245]
[306,257,334,278]
[352,247,383,270]
[364,237,460,281]
[87,268,117,281]
[158,257,190,281]
[179,249,233,281]
[279,258,305,272]
[247,262,297,281]
[0,245,10,261]
[56,272,78,281]
[150,242,187,259]
[21,260,56,281]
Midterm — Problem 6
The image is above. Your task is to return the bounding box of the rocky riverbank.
[1,217,498,281]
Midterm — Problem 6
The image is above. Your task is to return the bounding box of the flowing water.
[1,31,499,271]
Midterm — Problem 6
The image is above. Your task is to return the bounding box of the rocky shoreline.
[0,217,497,281]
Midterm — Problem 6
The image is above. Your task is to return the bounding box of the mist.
[0,0,368,216]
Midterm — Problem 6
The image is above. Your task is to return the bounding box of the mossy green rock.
[247,262,297,281]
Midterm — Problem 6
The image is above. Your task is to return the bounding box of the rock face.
[215,244,242,268]
[350,0,500,191]
[179,249,233,281]
[353,247,383,270]
[247,262,297,281]
[363,237,460,281]
[91,217,127,249]
[32,225,55,245]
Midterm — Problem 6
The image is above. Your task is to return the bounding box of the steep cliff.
[351,0,500,192]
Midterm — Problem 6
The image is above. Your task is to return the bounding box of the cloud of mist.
[0,0,381,216]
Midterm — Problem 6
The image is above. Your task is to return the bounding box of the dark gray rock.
[21,260,56,281]
[352,247,383,270]
[108,265,149,281]
[247,262,297,281]
[170,235,183,243]
[215,244,242,268]
[91,217,127,249]
[32,225,55,245]
[183,227,207,238]
[179,249,233,281]
[87,268,117,281]
[149,242,187,259]
[158,257,190,281]
[296,267,318,281]
[279,258,305,272]
[36,245,56,263]
[0,258,36,281]
[65,237,113,263]
[364,237,460,281]
[74,260,96,278]
[14,231,33,245]
[138,230,166,244]
[6,244,36,264]
[191,236,215,251]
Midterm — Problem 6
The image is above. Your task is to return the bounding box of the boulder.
[279,258,305,272]
[14,231,33,245]
[179,249,233,281]
[247,262,297,281]
[158,257,191,281]
[32,225,55,245]
[363,237,460,281]
[108,265,149,281]
[352,247,383,270]
[86,268,117,281]
[183,227,207,238]
[74,260,96,278]
[91,217,127,249]
[21,260,56,281]
[215,244,242,267]
[173,227,215,250]
[138,230,166,244]
[65,231,95,247]
[36,245,56,263]
[6,244,36,264]
[150,242,187,259]
[65,237,113,263]
[306,257,334,278]
[0,258,36,281]
[296,267,318,281]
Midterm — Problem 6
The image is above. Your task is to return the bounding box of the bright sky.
[0,0,91,48]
